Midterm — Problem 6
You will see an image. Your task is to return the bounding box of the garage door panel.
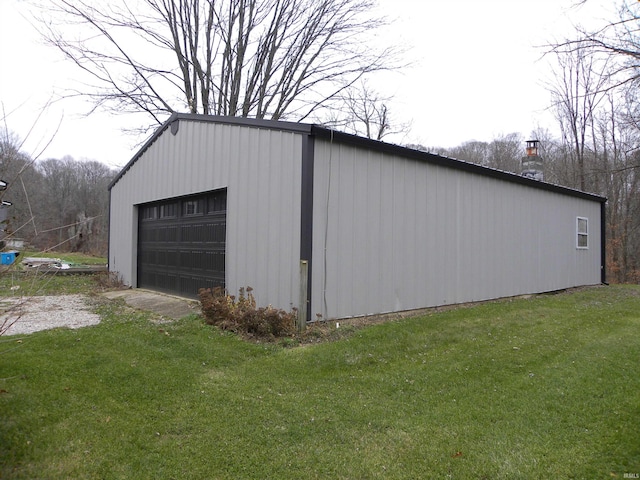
[137,189,226,298]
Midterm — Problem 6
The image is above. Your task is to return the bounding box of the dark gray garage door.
[137,189,226,298]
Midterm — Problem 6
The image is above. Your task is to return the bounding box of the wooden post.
[298,260,308,332]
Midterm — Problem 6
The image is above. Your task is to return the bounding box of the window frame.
[159,202,178,219]
[182,199,204,216]
[576,216,589,249]
[140,205,157,221]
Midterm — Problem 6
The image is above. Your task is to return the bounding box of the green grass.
[18,251,107,266]
[0,251,107,296]
[1,285,639,479]
[0,270,99,297]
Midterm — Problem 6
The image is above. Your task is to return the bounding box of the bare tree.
[546,42,609,191]
[442,134,523,174]
[33,0,400,130]
[487,133,523,173]
[546,22,640,282]
[546,2,640,133]
[592,92,640,283]
[322,81,411,141]
[36,157,115,254]
[0,128,42,244]
[528,126,569,186]
[446,140,491,166]
[556,3,640,88]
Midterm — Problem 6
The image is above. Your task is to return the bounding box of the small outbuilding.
[108,114,606,321]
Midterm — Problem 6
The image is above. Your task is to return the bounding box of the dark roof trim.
[109,113,607,204]
[109,113,314,190]
[309,126,606,204]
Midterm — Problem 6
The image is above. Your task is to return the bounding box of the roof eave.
[109,115,607,204]
[309,125,607,204]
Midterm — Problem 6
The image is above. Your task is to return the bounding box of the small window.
[577,217,588,249]
[140,205,156,221]
[159,202,178,218]
[183,199,203,216]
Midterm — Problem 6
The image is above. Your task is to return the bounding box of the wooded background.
[1,0,638,283]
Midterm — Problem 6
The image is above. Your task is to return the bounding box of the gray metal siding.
[109,121,302,309]
[311,140,602,319]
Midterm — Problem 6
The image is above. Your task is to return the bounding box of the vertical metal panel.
[311,140,602,320]
[364,149,383,312]
[109,121,302,310]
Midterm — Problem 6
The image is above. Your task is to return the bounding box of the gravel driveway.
[0,295,101,336]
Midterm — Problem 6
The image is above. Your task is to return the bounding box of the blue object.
[1,252,17,265]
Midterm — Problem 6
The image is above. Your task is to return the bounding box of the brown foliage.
[198,286,296,339]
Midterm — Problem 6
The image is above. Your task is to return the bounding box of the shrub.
[93,271,125,290]
[198,286,297,339]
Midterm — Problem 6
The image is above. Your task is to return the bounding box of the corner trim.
[300,134,314,321]
[601,200,607,284]
[107,188,111,273]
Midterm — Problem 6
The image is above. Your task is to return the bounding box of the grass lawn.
[0,271,99,297]
[17,251,108,266]
[1,284,639,479]
[0,252,108,296]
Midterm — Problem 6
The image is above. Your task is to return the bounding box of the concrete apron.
[103,289,201,320]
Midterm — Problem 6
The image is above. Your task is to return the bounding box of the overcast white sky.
[0,0,617,169]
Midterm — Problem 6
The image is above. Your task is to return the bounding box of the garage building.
[108,113,606,321]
